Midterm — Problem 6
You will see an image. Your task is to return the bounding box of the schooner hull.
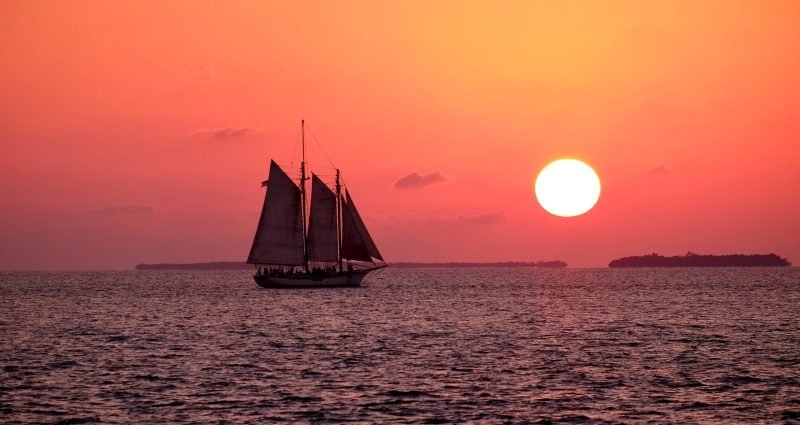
[253,267,384,288]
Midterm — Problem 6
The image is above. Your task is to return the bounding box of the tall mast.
[335,169,342,271]
[300,119,309,271]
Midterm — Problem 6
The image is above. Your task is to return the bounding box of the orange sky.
[2,1,799,269]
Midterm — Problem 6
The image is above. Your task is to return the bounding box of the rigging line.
[305,163,338,171]
[303,123,337,169]
[305,161,337,167]
[289,126,301,168]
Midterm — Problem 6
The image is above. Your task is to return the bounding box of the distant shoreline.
[389,261,567,268]
[135,262,251,270]
[134,260,568,270]
[608,253,791,268]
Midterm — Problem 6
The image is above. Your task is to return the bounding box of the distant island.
[135,262,252,270]
[135,260,567,270]
[608,253,791,268]
[390,261,567,268]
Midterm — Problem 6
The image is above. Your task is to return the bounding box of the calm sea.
[1,268,799,424]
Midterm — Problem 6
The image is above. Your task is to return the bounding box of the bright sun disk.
[535,159,601,217]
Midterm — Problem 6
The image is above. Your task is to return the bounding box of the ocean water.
[1,268,799,424]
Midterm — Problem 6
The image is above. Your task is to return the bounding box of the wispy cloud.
[85,205,153,216]
[189,127,258,140]
[458,211,504,225]
[371,211,504,226]
[187,63,217,83]
[648,165,670,175]
[394,171,448,189]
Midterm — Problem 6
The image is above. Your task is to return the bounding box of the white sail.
[247,161,305,265]
[307,174,338,262]
[341,190,383,262]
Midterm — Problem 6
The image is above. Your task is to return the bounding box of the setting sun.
[535,159,601,217]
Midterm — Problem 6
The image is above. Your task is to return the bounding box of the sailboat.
[246,120,386,288]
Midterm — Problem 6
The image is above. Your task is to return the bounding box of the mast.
[300,119,309,271]
[335,169,343,271]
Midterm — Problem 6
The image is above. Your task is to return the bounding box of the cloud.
[1,166,20,177]
[648,165,670,175]
[371,211,505,226]
[189,127,257,140]
[85,205,153,216]
[187,63,217,83]
[458,211,504,225]
[394,171,448,189]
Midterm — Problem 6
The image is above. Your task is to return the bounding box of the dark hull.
[253,266,385,288]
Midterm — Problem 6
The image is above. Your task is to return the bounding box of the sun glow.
[535,159,601,217]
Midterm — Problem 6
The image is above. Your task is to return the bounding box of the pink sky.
[1,1,799,269]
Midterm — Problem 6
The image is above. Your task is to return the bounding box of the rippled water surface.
[2,268,800,423]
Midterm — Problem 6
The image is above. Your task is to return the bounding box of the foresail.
[247,161,305,265]
[307,174,338,262]
[341,190,383,262]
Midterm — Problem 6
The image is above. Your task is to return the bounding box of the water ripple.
[1,268,799,423]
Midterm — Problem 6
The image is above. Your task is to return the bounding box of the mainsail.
[307,174,338,262]
[247,160,305,265]
[341,190,383,262]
